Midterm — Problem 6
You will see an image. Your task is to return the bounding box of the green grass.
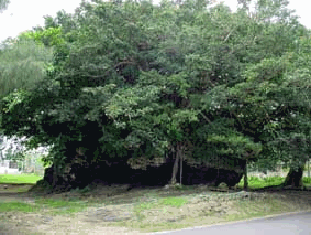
[0,202,42,213]
[236,176,311,189]
[0,195,96,215]
[303,177,311,184]
[1,174,311,222]
[158,196,188,207]
[0,187,33,193]
[1,176,311,234]
[0,173,43,184]
[133,195,189,221]
[0,199,90,215]
[134,196,188,211]
[34,198,90,215]
[117,190,311,233]
[237,176,283,189]
[134,202,156,220]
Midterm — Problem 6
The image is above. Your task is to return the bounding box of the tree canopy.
[0,0,310,188]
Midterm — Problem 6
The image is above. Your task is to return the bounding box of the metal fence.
[247,160,311,178]
[20,158,311,179]
[21,152,47,176]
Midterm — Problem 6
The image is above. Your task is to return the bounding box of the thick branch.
[199,112,212,123]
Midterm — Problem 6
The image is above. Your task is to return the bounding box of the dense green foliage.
[0,0,310,184]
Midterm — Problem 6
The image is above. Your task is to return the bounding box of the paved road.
[151,211,311,235]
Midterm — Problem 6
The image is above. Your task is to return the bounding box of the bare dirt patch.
[0,212,145,235]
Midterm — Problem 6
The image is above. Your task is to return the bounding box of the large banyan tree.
[0,0,310,192]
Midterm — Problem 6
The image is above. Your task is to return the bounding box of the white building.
[0,135,50,174]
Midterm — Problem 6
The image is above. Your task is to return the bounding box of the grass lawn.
[0,173,43,184]
[0,199,94,218]
[237,176,311,190]
[0,175,311,234]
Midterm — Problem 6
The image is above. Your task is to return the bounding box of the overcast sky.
[0,0,310,44]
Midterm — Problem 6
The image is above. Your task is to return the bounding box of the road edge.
[149,209,311,234]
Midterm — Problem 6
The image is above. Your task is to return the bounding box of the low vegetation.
[0,173,42,184]
[237,176,311,190]
[0,174,311,234]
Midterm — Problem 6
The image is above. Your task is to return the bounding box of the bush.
[303,177,311,184]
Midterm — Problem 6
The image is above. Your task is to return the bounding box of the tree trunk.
[170,150,179,185]
[284,158,308,189]
[180,151,182,184]
[170,144,181,185]
[52,162,58,189]
[243,161,248,191]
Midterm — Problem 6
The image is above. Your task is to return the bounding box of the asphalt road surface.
[151,211,311,235]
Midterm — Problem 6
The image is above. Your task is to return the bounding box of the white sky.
[0,0,310,44]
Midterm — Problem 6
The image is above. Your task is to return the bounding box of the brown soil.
[0,184,311,235]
